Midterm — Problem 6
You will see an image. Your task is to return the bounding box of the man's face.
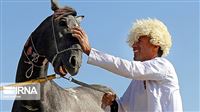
[132,36,159,61]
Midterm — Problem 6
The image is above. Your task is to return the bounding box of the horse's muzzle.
[63,49,82,76]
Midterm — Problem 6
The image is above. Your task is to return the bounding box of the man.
[72,18,183,112]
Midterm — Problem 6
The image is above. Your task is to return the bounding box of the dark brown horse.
[12,0,116,112]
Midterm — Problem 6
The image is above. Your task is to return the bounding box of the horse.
[11,0,116,112]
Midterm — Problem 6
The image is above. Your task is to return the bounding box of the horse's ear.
[51,0,60,11]
[76,16,84,23]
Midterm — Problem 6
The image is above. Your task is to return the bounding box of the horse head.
[50,0,84,76]
[27,0,83,77]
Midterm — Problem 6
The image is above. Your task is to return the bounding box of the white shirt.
[87,48,183,112]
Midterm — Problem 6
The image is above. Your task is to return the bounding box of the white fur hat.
[127,18,172,57]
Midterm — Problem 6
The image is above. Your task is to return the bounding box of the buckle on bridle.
[62,75,73,82]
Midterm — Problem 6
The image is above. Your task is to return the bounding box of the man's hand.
[71,27,91,55]
[101,92,116,109]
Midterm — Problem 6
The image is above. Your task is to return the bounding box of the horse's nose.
[69,56,77,67]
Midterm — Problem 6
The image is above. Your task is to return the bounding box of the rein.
[0,74,107,93]
[62,76,107,93]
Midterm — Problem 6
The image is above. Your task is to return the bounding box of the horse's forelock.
[54,6,77,17]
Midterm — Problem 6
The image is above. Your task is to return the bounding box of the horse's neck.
[15,49,49,82]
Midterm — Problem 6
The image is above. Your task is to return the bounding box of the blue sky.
[0,0,199,111]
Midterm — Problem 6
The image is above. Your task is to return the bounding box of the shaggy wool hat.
[127,18,172,57]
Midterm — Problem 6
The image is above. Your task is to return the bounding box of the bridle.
[21,13,110,93]
[50,14,82,66]
[24,13,82,79]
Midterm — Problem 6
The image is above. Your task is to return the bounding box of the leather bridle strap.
[0,74,106,94]
[62,76,107,93]
[51,15,82,66]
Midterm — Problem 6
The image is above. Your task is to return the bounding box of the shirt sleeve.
[87,48,168,80]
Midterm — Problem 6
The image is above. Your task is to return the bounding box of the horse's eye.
[59,19,67,27]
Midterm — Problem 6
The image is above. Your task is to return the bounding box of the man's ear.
[51,0,60,11]
[153,45,160,52]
